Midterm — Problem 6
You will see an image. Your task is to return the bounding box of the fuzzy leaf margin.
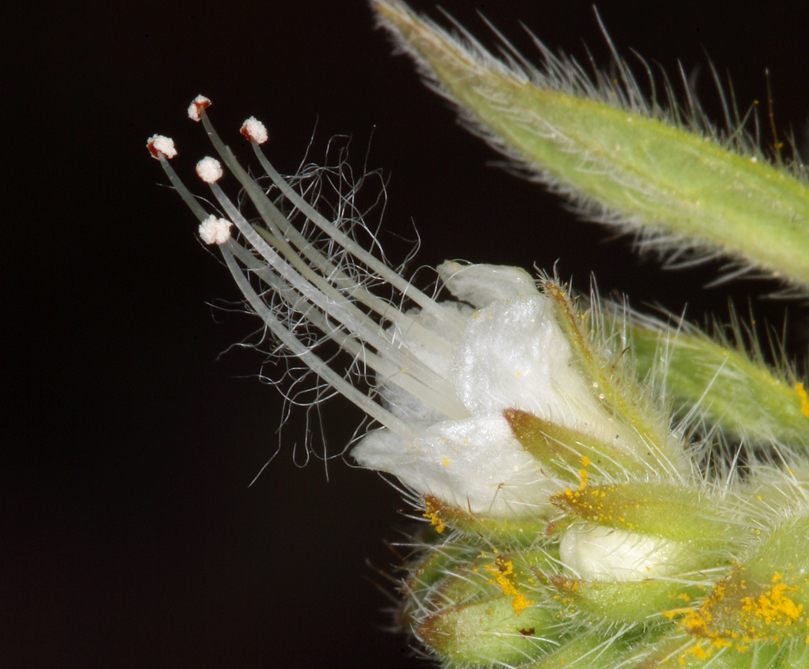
[372,0,809,292]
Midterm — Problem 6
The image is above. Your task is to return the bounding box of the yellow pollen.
[740,582,803,625]
[485,558,534,616]
[578,467,588,490]
[795,382,809,418]
[422,500,445,533]
[688,643,713,660]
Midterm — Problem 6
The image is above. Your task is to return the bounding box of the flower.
[150,97,809,669]
[148,97,652,518]
[353,263,641,516]
[353,269,575,516]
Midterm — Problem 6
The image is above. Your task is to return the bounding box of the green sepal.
[549,573,706,623]
[687,512,809,643]
[373,1,809,290]
[551,481,751,549]
[649,635,790,669]
[406,548,562,665]
[417,595,560,667]
[504,408,656,480]
[542,282,688,478]
[400,540,482,629]
[523,626,665,669]
[434,550,557,605]
[422,494,551,546]
[630,321,809,448]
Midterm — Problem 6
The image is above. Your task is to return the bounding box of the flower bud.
[410,549,562,666]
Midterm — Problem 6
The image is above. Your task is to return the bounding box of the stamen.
[200,176,468,420]
[146,135,177,160]
[237,118,461,361]
[148,97,476,444]
[187,95,211,122]
[197,103,465,338]
[195,156,224,184]
[198,215,231,245]
[219,243,417,440]
[240,117,269,144]
[227,240,456,418]
[148,138,209,222]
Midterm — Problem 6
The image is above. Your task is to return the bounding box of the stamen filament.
[219,243,416,440]
[206,180,469,419]
[226,238,470,420]
[156,155,210,222]
[198,108,465,336]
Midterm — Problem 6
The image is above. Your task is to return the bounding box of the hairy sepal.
[412,550,562,666]
[552,481,752,550]
[629,317,809,450]
[421,494,551,546]
[684,512,809,644]
[549,574,706,624]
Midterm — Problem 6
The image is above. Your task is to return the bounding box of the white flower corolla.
[148,97,627,517]
[354,267,575,516]
[559,523,687,582]
[354,265,632,515]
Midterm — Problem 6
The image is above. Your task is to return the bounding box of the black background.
[5,1,809,667]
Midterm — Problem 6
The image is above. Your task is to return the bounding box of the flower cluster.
[149,2,809,664]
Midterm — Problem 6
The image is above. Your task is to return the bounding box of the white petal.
[438,261,539,308]
[376,380,447,427]
[453,295,611,438]
[352,415,562,515]
[393,301,471,380]
[559,523,686,582]
[377,301,472,426]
